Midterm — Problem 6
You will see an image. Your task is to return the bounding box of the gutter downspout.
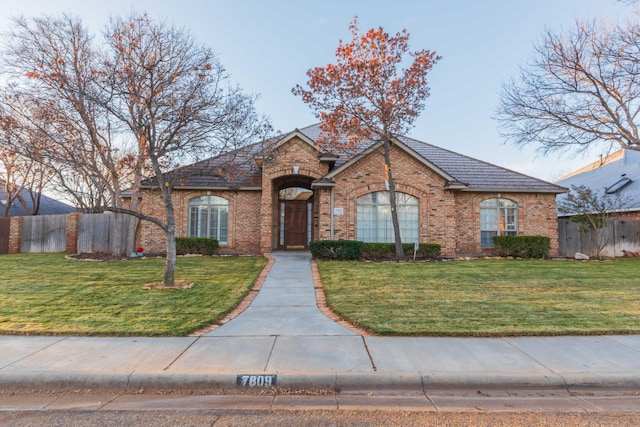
[330,187,335,240]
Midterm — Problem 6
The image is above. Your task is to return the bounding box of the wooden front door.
[282,200,308,249]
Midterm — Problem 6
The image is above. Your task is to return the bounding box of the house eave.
[140,185,262,191]
[311,179,336,188]
[457,187,567,194]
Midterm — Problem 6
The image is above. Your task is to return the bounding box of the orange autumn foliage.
[293,17,440,150]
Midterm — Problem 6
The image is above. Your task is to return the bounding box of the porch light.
[293,165,300,174]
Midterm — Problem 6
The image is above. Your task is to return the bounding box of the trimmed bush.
[492,235,550,259]
[309,240,363,260]
[176,237,220,255]
[361,242,441,260]
[311,240,441,261]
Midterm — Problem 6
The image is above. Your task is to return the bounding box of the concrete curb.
[4,370,640,394]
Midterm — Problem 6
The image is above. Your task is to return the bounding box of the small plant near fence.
[176,237,220,255]
[310,240,441,261]
[492,235,550,259]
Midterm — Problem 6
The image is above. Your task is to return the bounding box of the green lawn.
[316,258,640,336]
[0,253,267,336]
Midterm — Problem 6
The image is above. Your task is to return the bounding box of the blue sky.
[0,0,632,181]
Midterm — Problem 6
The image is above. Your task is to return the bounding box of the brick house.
[135,123,565,256]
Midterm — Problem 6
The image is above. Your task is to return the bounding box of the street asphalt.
[1,251,639,394]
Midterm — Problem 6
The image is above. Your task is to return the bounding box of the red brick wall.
[8,216,22,254]
[136,188,262,254]
[453,192,559,256]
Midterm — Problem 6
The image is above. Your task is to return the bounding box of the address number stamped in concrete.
[236,374,277,388]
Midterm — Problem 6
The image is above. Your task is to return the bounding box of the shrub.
[309,240,363,260]
[361,242,441,260]
[175,237,220,255]
[492,235,550,259]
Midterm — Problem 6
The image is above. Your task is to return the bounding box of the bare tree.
[497,19,640,155]
[99,13,271,286]
[1,14,146,255]
[0,101,56,216]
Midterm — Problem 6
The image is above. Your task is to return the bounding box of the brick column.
[65,212,80,254]
[8,216,23,254]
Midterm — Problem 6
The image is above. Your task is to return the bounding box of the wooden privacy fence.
[20,215,67,253]
[7,212,136,255]
[558,218,640,258]
[77,213,133,254]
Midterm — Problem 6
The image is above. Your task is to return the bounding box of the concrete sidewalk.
[1,252,640,394]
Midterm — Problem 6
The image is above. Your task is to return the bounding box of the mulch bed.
[68,252,165,261]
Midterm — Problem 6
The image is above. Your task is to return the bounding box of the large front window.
[357,192,419,243]
[189,196,228,244]
[480,198,517,247]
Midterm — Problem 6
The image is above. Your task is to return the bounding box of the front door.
[281,200,309,249]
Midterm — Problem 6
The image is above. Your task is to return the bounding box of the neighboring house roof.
[554,148,640,215]
[0,181,76,216]
[146,123,565,194]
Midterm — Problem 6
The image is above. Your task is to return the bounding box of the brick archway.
[273,175,315,250]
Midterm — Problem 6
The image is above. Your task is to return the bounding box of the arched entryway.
[274,176,315,250]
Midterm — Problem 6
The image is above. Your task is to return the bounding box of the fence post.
[8,216,23,254]
[66,212,80,254]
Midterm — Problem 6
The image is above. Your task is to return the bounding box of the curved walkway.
[205,251,356,337]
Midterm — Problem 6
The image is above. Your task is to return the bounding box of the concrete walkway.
[206,251,356,336]
[1,252,640,394]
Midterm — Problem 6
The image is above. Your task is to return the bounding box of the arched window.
[356,192,419,243]
[188,196,228,244]
[480,198,517,247]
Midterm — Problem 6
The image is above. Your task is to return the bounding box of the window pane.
[480,198,518,247]
[357,191,418,243]
[188,196,228,243]
[481,231,497,247]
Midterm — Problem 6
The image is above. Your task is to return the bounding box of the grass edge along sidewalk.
[2,254,639,337]
[0,253,267,337]
[316,258,640,337]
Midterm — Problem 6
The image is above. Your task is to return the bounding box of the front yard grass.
[0,253,267,336]
[317,258,640,336]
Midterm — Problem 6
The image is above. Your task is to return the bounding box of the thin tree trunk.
[161,184,177,287]
[383,139,405,261]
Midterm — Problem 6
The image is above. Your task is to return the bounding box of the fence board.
[77,213,133,255]
[20,215,67,253]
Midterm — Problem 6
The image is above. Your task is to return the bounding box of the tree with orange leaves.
[293,18,439,260]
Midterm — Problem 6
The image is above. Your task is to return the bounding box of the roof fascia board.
[458,187,567,194]
[141,185,262,191]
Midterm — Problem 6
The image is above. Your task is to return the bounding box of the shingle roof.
[0,181,76,216]
[555,149,640,213]
[148,123,565,194]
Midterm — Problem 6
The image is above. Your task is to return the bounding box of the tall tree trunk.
[161,183,177,287]
[383,139,405,261]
